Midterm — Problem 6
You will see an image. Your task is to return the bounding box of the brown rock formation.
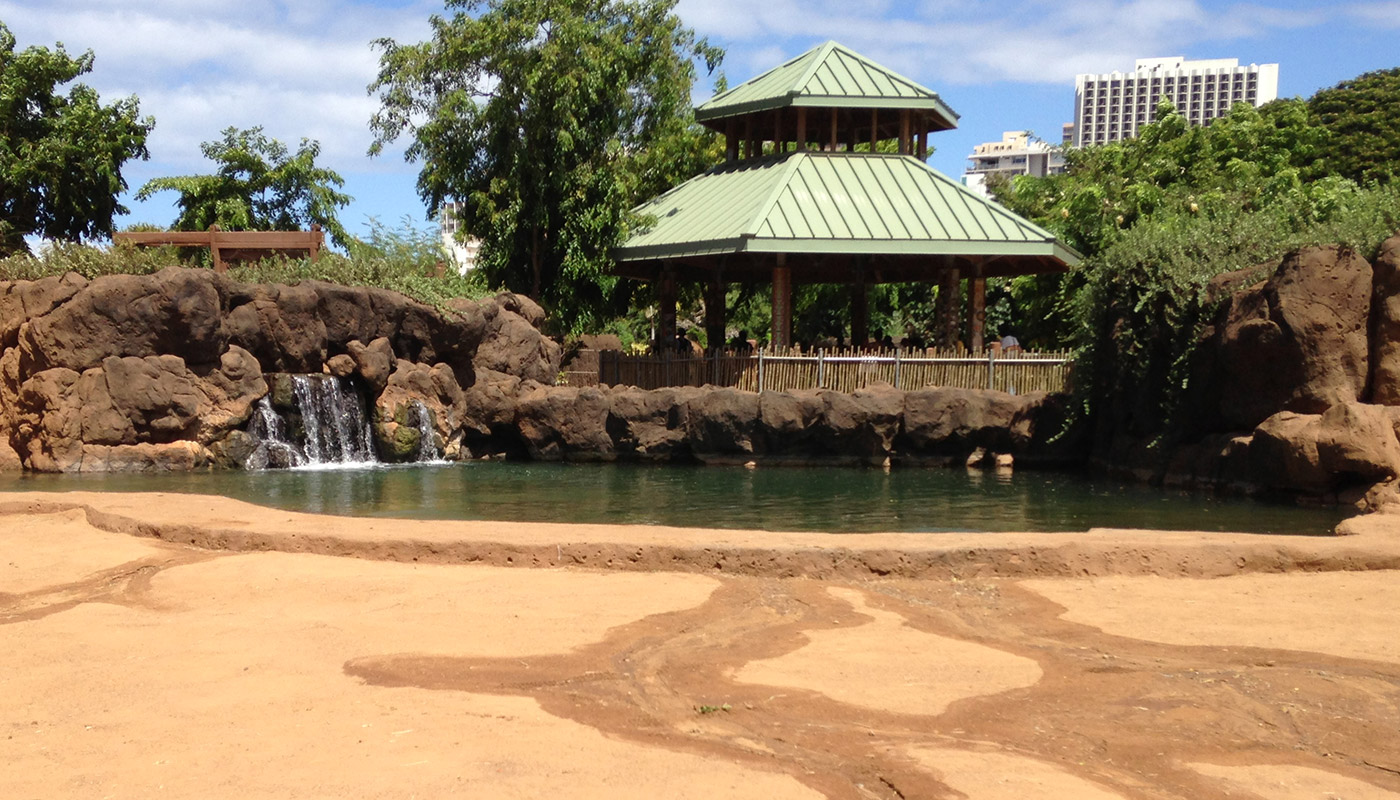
[1211,245,1372,429]
[1369,233,1400,403]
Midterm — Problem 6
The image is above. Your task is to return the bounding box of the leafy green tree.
[1310,67,1400,186]
[136,127,353,248]
[368,0,722,333]
[0,23,153,255]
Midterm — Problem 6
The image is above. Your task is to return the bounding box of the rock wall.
[0,267,560,472]
[461,380,1079,466]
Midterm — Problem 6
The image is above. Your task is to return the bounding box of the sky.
[6,0,1400,244]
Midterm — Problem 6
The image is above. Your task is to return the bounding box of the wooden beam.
[796,107,807,151]
[830,108,839,151]
[916,130,927,160]
[969,261,986,352]
[870,108,878,151]
[705,276,727,351]
[900,109,911,155]
[850,278,868,348]
[773,109,783,155]
[744,115,754,160]
[657,265,678,347]
[771,255,792,349]
[726,118,738,163]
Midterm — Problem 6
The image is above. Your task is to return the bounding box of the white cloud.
[1348,0,1400,26]
[678,0,1333,86]
[0,0,432,173]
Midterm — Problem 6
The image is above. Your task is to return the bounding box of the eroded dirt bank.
[4,494,1400,798]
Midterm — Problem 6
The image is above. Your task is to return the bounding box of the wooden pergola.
[114,224,324,273]
[612,41,1078,350]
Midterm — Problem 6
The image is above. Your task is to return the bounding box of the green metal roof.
[617,152,1080,267]
[695,41,958,129]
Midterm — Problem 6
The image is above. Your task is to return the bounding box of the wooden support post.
[970,268,987,352]
[870,108,879,151]
[916,130,927,160]
[309,223,322,262]
[935,266,962,348]
[726,119,738,163]
[850,278,868,347]
[705,277,726,353]
[744,116,754,160]
[208,225,226,273]
[830,108,839,151]
[771,255,792,349]
[657,266,678,348]
[774,110,783,155]
[796,107,807,151]
[899,109,911,155]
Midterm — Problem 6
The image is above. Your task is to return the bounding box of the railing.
[595,347,1072,394]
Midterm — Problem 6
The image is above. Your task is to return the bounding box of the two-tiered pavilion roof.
[613,41,1078,350]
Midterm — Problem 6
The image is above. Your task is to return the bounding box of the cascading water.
[290,375,377,464]
[242,374,393,470]
[243,397,307,470]
[408,400,443,462]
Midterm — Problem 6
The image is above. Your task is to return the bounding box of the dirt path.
[4,493,1400,798]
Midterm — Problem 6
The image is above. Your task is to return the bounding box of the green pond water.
[0,462,1348,535]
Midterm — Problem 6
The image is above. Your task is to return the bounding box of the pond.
[0,462,1348,535]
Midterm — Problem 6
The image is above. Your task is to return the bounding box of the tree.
[0,23,153,255]
[136,127,353,248]
[1310,67,1400,186]
[368,0,722,333]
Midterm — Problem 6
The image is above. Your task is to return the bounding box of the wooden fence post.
[894,349,902,389]
[987,348,997,391]
[816,349,825,388]
[757,350,766,393]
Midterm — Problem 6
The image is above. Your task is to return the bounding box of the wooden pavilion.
[612,41,1079,350]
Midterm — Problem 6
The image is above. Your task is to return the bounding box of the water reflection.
[0,462,1347,535]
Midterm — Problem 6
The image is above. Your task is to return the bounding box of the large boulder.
[0,272,87,349]
[1316,401,1400,483]
[1248,411,1328,492]
[223,283,326,373]
[20,268,227,372]
[472,294,561,384]
[1212,245,1372,429]
[373,360,466,461]
[514,385,614,460]
[607,386,698,460]
[809,387,903,462]
[900,387,1039,456]
[1369,233,1400,404]
[683,388,760,457]
[11,347,266,472]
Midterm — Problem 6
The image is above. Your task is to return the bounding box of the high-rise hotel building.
[1071,57,1279,147]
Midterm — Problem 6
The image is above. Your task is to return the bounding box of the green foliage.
[992,85,1400,439]
[0,217,490,310]
[996,99,1332,258]
[136,127,353,249]
[1071,181,1400,438]
[1309,67,1400,186]
[368,0,722,334]
[0,23,153,256]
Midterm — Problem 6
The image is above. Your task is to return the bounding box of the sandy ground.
[3,492,1400,799]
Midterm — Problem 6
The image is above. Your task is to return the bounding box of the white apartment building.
[439,202,481,274]
[962,131,1066,198]
[1072,57,1279,147]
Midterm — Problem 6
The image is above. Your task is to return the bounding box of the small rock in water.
[995,453,1015,470]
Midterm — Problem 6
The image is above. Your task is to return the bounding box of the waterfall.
[408,400,442,462]
[242,375,378,470]
[243,398,307,470]
[290,375,377,464]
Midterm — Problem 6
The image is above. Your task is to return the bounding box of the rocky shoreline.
[4,233,1400,514]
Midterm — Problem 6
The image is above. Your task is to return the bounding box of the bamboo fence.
[594,347,1073,394]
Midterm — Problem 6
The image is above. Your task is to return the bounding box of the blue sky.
[6,0,1399,244]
